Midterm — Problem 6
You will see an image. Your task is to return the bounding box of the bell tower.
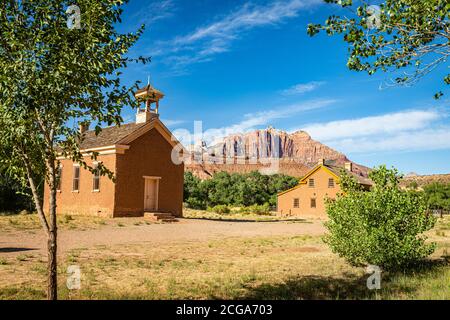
[134,79,165,124]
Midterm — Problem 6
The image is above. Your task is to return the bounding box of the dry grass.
[183,208,312,222]
[0,214,449,300]
[0,212,157,233]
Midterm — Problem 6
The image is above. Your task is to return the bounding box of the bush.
[239,203,271,215]
[207,205,230,214]
[423,182,450,211]
[183,171,298,209]
[185,197,206,210]
[0,172,35,212]
[325,166,436,271]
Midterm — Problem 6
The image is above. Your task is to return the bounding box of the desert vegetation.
[184,171,298,210]
[326,166,437,271]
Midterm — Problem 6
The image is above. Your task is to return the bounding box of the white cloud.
[300,110,441,141]
[293,109,450,154]
[282,81,326,95]
[326,128,450,153]
[173,99,335,146]
[161,119,185,127]
[155,0,322,72]
[132,0,175,27]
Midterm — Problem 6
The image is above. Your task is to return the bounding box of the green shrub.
[207,205,230,214]
[185,198,206,210]
[183,171,298,209]
[62,214,73,223]
[239,203,271,215]
[325,166,436,271]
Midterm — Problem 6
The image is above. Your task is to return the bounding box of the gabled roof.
[80,122,147,150]
[79,117,185,153]
[277,162,373,196]
[325,164,373,186]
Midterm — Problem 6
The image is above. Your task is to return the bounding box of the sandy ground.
[0,218,326,258]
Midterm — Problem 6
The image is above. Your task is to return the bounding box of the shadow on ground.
[235,259,449,300]
[0,247,36,253]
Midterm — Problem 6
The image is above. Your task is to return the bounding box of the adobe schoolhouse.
[277,159,372,218]
[43,84,184,218]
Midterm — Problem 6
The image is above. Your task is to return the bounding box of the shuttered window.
[328,178,335,188]
[308,179,315,187]
[293,198,300,208]
[310,198,316,208]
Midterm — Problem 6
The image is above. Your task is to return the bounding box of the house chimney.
[318,158,325,166]
[345,162,353,172]
[79,122,89,134]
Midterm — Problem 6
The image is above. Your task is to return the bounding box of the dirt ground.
[0,218,325,258]
[0,214,448,300]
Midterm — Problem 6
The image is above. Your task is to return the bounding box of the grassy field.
[0,213,449,300]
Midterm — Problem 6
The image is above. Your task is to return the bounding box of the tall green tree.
[325,166,436,271]
[0,0,148,299]
[424,182,450,211]
[183,171,298,209]
[307,0,449,98]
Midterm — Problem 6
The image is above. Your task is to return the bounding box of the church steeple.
[134,80,165,123]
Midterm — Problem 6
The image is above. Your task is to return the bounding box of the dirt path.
[0,218,325,258]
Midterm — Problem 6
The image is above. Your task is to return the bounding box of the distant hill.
[185,128,370,179]
[401,174,450,188]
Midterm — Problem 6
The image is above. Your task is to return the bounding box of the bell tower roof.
[134,84,164,102]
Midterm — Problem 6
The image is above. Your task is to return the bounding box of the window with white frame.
[92,163,100,192]
[72,165,80,192]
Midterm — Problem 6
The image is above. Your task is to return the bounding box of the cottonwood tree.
[307,0,449,98]
[325,166,436,271]
[0,0,149,299]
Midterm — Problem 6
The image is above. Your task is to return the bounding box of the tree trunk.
[47,162,58,300]
[47,228,57,300]
[22,151,58,300]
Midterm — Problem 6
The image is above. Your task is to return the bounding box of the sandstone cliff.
[186,128,369,179]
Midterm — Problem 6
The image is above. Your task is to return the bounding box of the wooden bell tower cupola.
[134,79,165,124]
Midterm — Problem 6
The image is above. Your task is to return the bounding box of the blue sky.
[115,0,449,175]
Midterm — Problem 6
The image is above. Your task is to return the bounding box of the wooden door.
[144,178,159,211]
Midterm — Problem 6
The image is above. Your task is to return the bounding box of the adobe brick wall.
[277,167,341,218]
[114,128,184,217]
[43,154,116,217]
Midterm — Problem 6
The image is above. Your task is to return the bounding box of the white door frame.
[143,176,161,211]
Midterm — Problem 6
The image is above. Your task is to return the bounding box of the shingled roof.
[79,122,147,150]
[325,164,373,186]
[134,84,164,101]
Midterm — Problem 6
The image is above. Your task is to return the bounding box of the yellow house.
[277,159,372,218]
